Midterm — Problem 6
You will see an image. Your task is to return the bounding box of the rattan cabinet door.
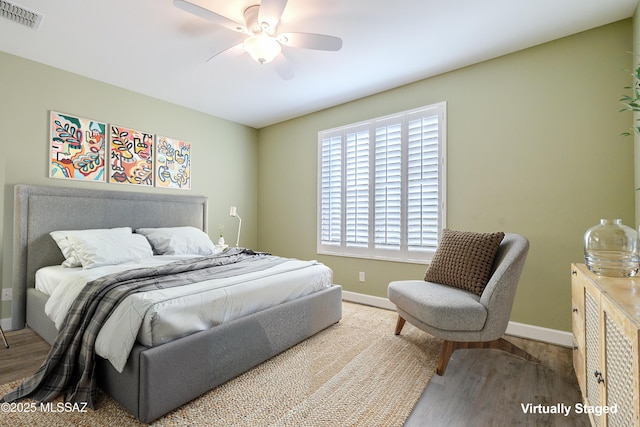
[583,279,603,427]
[572,266,587,396]
[601,295,640,427]
[572,265,605,427]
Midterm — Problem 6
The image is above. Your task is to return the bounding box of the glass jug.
[584,219,639,277]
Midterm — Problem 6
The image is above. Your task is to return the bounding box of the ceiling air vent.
[0,0,42,30]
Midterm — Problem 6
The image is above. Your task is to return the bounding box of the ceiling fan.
[173,0,343,80]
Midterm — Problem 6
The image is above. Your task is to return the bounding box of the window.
[318,102,446,263]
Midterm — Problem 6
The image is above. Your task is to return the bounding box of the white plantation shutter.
[320,135,342,246]
[345,129,369,248]
[406,112,440,254]
[318,102,446,263]
[374,121,402,250]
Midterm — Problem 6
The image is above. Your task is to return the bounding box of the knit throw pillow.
[424,229,505,295]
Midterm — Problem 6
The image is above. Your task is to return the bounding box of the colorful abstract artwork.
[155,135,191,190]
[109,125,154,186]
[49,111,106,181]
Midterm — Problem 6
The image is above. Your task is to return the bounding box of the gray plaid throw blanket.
[1,248,286,408]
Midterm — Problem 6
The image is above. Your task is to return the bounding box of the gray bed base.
[13,184,342,423]
[27,285,342,423]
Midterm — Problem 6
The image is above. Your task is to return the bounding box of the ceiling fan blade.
[206,42,245,62]
[174,0,246,33]
[271,55,294,80]
[278,32,342,51]
[258,0,288,32]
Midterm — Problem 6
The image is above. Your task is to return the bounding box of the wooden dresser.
[571,263,640,427]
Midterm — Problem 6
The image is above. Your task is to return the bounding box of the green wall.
[257,20,635,332]
[0,52,259,323]
[1,19,635,334]
[634,4,640,228]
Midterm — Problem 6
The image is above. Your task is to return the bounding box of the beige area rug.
[0,302,441,427]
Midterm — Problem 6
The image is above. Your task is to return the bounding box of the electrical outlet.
[359,272,365,282]
[1,288,12,302]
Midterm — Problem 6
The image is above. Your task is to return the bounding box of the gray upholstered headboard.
[12,184,208,329]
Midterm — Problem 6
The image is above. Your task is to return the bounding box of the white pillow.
[136,226,215,255]
[50,227,133,268]
[67,230,153,269]
[52,227,153,268]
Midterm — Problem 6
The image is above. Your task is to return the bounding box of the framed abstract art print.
[155,135,191,190]
[108,125,154,186]
[49,111,107,181]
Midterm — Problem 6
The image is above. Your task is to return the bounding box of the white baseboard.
[342,290,396,310]
[505,321,573,348]
[341,290,573,348]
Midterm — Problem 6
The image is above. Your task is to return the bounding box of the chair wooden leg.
[436,338,540,376]
[394,316,406,335]
[437,340,456,375]
[0,325,8,348]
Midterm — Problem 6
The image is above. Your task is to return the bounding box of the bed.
[11,184,342,423]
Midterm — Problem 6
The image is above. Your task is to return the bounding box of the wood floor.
[0,328,50,385]
[405,335,590,427]
[0,329,589,426]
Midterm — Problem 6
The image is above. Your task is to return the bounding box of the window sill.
[317,250,431,265]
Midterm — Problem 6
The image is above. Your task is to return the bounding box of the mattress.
[36,256,333,372]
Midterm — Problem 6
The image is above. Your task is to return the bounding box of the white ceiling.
[0,0,638,128]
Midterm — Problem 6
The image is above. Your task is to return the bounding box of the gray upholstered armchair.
[388,232,538,375]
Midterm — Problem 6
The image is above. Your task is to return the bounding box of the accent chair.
[388,233,538,375]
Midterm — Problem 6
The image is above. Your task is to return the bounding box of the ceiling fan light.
[243,35,281,65]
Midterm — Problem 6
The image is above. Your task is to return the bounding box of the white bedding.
[36,256,333,372]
